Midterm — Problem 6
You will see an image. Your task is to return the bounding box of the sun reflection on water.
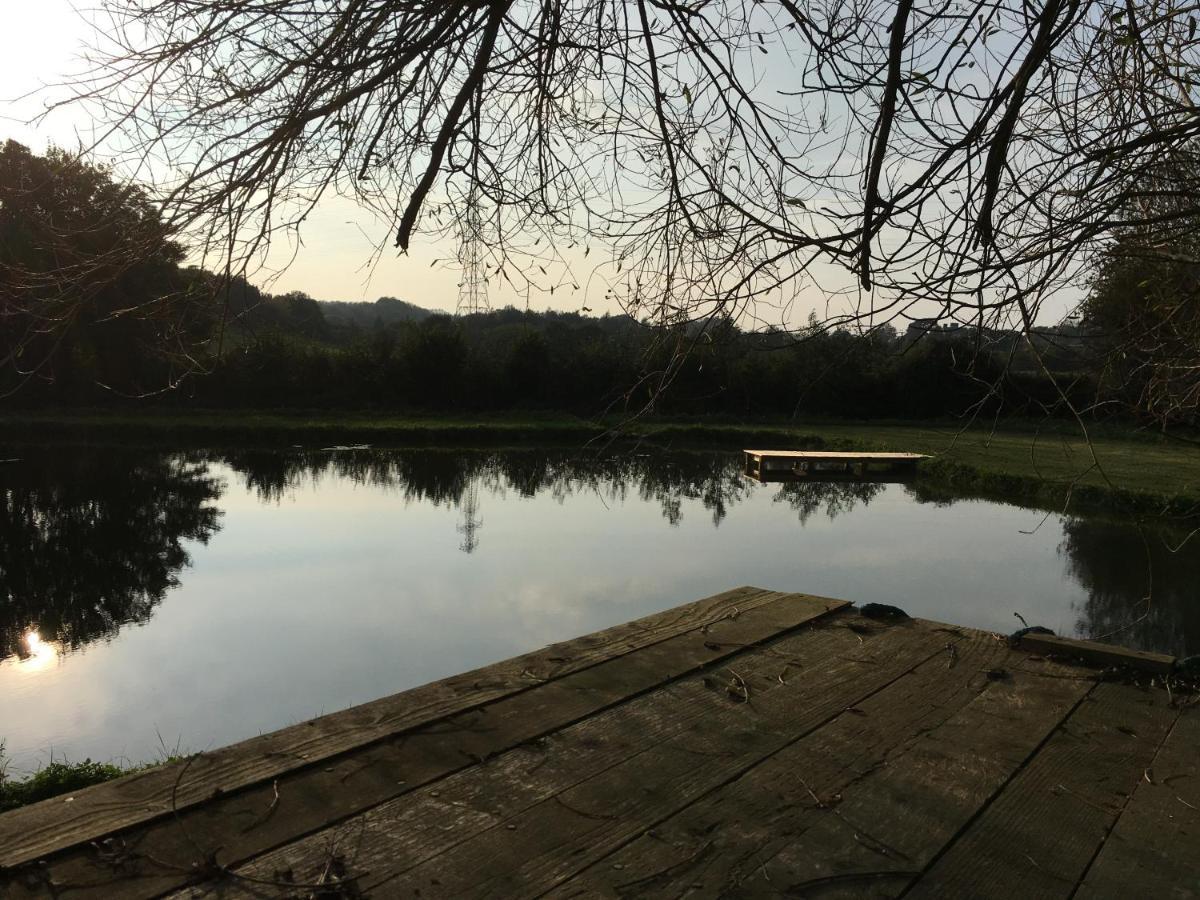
[17,629,58,672]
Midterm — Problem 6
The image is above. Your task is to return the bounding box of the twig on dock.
[240,779,280,833]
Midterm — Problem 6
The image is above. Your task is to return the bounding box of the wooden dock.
[0,587,1195,899]
[743,450,930,482]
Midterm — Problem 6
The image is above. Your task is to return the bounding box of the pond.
[1,444,1196,775]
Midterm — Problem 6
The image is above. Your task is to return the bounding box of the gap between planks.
[903,681,1181,899]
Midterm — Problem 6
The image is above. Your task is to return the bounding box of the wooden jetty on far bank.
[0,587,1195,898]
[743,449,930,482]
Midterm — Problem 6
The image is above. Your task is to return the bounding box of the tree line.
[0,140,1186,425]
[14,277,1094,419]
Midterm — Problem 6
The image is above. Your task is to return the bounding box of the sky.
[1,3,1079,324]
[0,1,499,314]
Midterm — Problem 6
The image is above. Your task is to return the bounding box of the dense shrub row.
[172,307,1088,418]
[13,286,1092,419]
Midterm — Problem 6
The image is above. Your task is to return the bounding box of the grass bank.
[671,420,1200,520]
[0,742,186,814]
[3,409,1198,519]
[0,409,598,446]
[0,755,127,813]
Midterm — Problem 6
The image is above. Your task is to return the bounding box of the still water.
[1,445,1196,774]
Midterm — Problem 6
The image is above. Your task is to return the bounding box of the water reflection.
[209,448,888,533]
[775,480,886,526]
[0,449,222,661]
[0,446,1196,665]
[213,448,759,527]
[1060,519,1200,657]
[16,630,57,672]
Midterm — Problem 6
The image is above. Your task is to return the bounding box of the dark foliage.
[1081,235,1200,427]
[0,449,222,661]
[321,297,431,328]
[0,141,214,398]
[0,142,1100,419]
[176,304,1088,419]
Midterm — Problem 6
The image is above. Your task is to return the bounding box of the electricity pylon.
[457,480,482,554]
[456,187,489,316]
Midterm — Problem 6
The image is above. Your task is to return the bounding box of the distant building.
[904,318,965,342]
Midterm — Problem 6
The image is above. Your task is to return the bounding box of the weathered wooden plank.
[8,589,1176,900]
[0,591,848,899]
[168,611,907,898]
[1076,706,1200,899]
[1018,633,1176,675]
[744,450,928,483]
[0,585,793,870]
[172,616,943,899]
[743,451,929,460]
[904,682,1180,899]
[328,621,954,899]
[724,658,1094,898]
[544,638,1092,897]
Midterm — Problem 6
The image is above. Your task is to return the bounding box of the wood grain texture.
[2,586,1176,900]
[545,637,1092,897]
[739,656,1094,898]
[345,621,951,899]
[1076,706,1200,899]
[172,611,909,898]
[0,586,833,871]
[0,590,846,898]
[905,682,1180,899]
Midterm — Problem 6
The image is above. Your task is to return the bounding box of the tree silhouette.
[0,450,223,660]
[52,0,1200,420]
[1081,228,1200,427]
[0,141,215,398]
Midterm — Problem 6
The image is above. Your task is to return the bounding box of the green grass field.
[672,421,1200,502]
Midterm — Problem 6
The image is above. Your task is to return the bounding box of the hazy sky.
[1,4,1078,324]
[1,2,519,313]
[0,4,876,323]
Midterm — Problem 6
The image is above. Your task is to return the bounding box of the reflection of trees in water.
[216,449,473,506]
[773,481,886,525]
[11,445,1196,660]
[11,445,1196,661]
[1060,519,1200,657]
[3,444,764,658]
[210,449,759,528]
[903,480,1200,655]
[0,450,222,661]
[210,449,882,532]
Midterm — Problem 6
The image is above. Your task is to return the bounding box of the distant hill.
[319,296,432,326]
